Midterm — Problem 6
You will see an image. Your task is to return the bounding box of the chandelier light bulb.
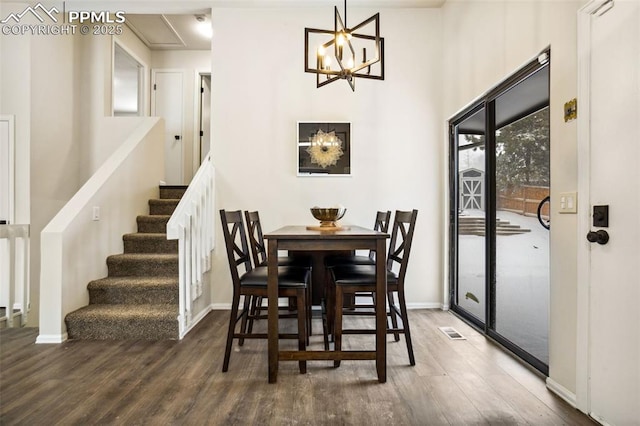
[346,57,354,69]
[318,45,326,56]
[337,33,345,46]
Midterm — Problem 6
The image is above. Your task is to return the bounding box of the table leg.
[375,238,387,383]
[267,239,279,383]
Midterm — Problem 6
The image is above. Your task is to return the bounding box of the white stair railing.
[167,153,215,338]
[0,224,30,327]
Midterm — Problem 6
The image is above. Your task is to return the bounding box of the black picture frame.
[297,121,351,176]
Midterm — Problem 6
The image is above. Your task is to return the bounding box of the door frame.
[0,115,15,225]
[575,0,615,415]
[193,70,211,173]
[449,48,551,375]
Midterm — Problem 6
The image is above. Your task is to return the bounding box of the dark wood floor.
[0,309,594,425]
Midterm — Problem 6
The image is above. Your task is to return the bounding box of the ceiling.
[125,14,212,51]
[80,1,446,11]
[123,1,446,51]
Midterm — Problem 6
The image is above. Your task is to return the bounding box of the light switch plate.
[559,191,577,214]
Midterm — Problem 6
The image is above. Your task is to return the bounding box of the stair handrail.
[167,152,215,338]
[0,224,30,327]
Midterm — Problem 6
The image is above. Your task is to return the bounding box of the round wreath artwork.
[306,129,344,168]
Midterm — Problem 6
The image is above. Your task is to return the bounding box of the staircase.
[0,307,21,329]
[458,216,531,236]
[65,186,187,340]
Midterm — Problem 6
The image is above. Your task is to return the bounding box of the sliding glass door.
[449,50,550,374]
[452,106,487,325]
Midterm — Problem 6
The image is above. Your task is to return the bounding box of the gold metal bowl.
[310,207,346,228]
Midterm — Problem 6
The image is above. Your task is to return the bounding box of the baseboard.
[179,305,213,339]
[35,333,68,344]
[406,302,443,310]
[211,303,232,310]
[546,377,577,408]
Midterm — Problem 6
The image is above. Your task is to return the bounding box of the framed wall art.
[297,121,351,176]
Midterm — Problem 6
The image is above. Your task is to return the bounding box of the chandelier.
[307,129,344,168]
[304,0,385,91]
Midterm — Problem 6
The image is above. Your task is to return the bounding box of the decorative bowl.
[310,207,346,228]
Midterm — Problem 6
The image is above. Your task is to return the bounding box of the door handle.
[537,195,550,230]
[174,135,181,141]
[587,230,609,245]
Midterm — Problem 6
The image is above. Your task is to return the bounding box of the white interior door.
[586,1,639,424]
[152,70,184,185]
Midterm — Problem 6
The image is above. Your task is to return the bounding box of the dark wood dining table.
[264,225,389,383]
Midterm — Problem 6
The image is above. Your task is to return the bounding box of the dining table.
[264,225,389,383]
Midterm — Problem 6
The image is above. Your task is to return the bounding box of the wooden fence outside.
[498,185,550,218]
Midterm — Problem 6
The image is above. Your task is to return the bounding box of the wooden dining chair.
[323,211,391,341]
[244,210,313,338]
[245,211,311,268]
[324,210,392,268]
[330,209,418,367]
[219,209,309,373]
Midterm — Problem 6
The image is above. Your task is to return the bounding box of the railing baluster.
[0,224,30,328]
[22,232,30,324]
[178,225,187,333]
[166,154,215,338]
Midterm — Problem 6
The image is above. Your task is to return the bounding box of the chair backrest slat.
[386,210,418,286]
[368,210,392,262]
[245,211,268,267]
[220,210,253,290]
[375,210,392,233]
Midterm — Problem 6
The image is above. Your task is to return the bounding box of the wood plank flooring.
[0,310,595,425]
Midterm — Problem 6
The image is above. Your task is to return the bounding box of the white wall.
[210,7,443,307]
[441,0,583,398]
[77,25,152,177]
[151,49,211,182]
[29,28,84,330]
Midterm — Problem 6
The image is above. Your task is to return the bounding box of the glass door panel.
[494,105,550,366]
[454,107,486,323]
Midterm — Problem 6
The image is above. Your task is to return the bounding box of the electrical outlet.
[92,206,100,221]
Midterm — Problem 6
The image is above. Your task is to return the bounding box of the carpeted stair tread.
[123,233,177,254]
[65,304,178,340]
[148,199,180,215]
[136,215,171,233]
[88,277,178,305]
[159,185,188,200]
[107,253,178,277]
